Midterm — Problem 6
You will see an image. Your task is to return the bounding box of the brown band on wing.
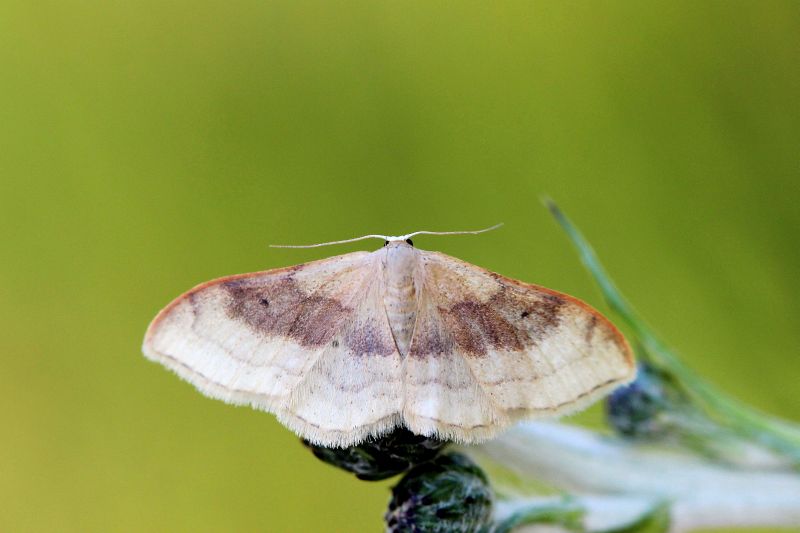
[222,276,351,348]
[343,319,396,357]
[584,315,598,344]
[407,308,455,358]
[433,286,566,357]
[407,325,453,358]
[440,300,523,356]
[490,272,634,368]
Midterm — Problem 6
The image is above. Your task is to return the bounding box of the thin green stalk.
[544,198,800,463]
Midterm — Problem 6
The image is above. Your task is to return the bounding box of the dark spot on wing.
[513,292,565,339]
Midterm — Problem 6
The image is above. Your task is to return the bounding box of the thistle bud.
[385,452,493,533]
[303,429,448,481]
[606,363,684,438]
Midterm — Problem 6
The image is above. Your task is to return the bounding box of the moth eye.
[405,238,414,246]
[520,310,530,318]
[383,241,389,247]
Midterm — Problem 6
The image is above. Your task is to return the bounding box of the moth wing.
[403,250,635,442]
[143,251,404,447]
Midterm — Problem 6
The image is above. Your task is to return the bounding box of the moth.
[143,227,634,447]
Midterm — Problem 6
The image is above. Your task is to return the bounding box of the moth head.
[383,237,414,248]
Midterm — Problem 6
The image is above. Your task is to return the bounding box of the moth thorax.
[382,243,418,357]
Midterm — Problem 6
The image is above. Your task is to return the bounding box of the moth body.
[381,241,418,357]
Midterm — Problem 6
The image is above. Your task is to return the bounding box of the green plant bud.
[303,429,448,481]
[385,452,493,533]
[606,363,684,438]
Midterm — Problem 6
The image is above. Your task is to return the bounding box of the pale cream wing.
[142,251,404,447]
[402,250,635,443]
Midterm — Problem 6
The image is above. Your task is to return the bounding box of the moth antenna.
[402,223,504,240]
[270,223,503,249]
[270,234,389,249]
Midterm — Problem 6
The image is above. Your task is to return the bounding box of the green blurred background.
[2,1,799,531]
